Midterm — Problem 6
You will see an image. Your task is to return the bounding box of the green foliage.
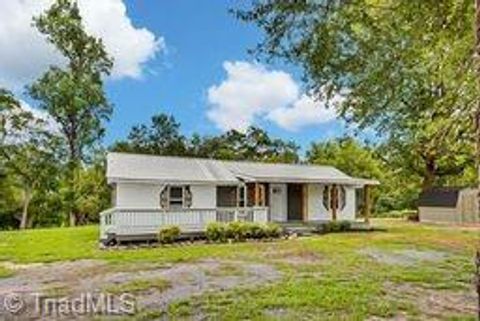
[225,221,247,241]
[29,0,113,226]
[237,0,475,191]
[318,220,352,234]
[112,113,300,163]
[264,223,282,238]
[111,114,187,156]
[306,137,421,213]
[158,226,181,244]
[206,222,283,243]
[192,127,299,163]
[206,222,227,243]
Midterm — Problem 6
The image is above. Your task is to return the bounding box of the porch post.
[254,182,260,206]
[331,184,338,221]
[363,185,371,224]
[244,184,247,209]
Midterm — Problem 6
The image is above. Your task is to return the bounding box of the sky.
[0,0,354,152]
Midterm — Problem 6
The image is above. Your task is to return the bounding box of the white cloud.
[267,94,337,132]
[2,100,59,145]
[0,0,163,89]
[207,61,338,132]
[19,100,59,134]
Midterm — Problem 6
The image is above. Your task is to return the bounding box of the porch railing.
[99,207,269,240]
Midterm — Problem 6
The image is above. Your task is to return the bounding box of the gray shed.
[417,187,479,224]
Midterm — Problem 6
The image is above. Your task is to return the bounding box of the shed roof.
[107,152,379,186]
[417,187,462,208]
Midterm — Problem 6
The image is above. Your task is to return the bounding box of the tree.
[189,127,299,163]
[112,113,187,155]
[0,90,59,229]
[236,1,476,191]
[29,0,113,226]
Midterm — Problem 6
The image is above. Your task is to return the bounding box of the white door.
[269,183,287,222]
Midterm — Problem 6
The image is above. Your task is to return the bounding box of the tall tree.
[29,0,113,226]
[0,90,59,229]
[112,113,187,155]
[236,1,475,191]
[188,127,299,163]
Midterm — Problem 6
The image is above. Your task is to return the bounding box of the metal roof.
[107,153,240,184]
[417,187,462,208]
[107,152,379,186]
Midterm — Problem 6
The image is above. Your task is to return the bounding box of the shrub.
[158,225,180,244]
[318,220,352,234]
[207,221,283,243]
[338,220,352,232]
[206,222,227,242]
[264,223,282,238]
[249,223,266,239]
[226,221,248,241]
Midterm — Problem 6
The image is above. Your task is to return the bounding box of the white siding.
[338,187,356,220]
[269,183,287,222]
[306,184,356,221]
[307,184,330,220]
[116,183,217,209]
[116,183,162,208]
[191,185,216,208]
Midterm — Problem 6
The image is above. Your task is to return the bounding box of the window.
[239,186,245,207]
[169,186,183,209]
[217,186,238,207]
[322,185,346,211]
[159,185,192,209]
[322,186,330,210]
[339,187,346,210]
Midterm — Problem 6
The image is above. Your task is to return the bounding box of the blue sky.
[0,0,353,152]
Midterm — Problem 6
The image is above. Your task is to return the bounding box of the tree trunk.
[20,188,32,230]
[474,0,480,318]
[421,158,436,191]
[67,158,78,227]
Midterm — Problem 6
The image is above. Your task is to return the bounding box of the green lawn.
[0,219,478,320]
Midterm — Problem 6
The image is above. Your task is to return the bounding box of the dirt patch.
[366,313,408,321]
[262,248,322,265]
[359,248,448,266]
[0,259,281,320]
[383,282,476,319]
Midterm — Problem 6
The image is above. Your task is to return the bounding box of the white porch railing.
[99,207,269,240]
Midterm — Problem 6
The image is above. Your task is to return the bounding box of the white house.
[100,152,378,243]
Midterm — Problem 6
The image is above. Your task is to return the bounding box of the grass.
[0,219,479,320]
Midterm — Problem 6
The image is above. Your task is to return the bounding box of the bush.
[206,222,227,242]
[207,221,282,242]
[264,223,282,238]
[158,225,181,244]
[318,220,352,234]
[338,220,352,231]
[226,221,248,241]
[245,222,263,239]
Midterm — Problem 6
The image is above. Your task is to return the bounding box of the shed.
[417,187,479,224]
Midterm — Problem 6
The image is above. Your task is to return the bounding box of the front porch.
[100,206,269,242]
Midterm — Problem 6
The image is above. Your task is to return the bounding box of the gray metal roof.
[417,187,462,208]
[107,153,240,184]
[107,152,379,186]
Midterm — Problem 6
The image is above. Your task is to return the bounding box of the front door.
[287,184,303,221]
